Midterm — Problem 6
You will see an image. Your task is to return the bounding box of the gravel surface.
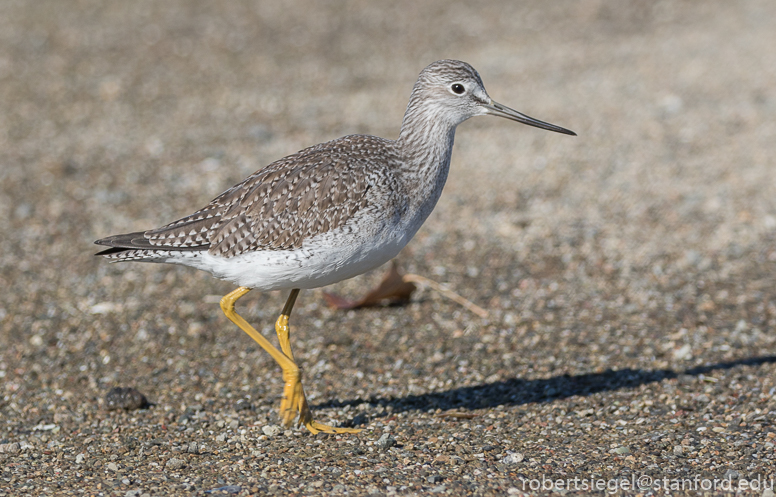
[1,1,776,496]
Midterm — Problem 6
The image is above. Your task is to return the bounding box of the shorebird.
[95,60,575,434]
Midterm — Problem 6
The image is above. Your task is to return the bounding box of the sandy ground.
[1,1,775,495]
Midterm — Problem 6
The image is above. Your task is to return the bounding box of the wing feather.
[96,135,400,259]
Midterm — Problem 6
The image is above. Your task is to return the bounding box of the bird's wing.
[100,139,383,258]
[203,152,372,256]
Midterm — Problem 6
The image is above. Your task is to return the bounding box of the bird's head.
[407,59,576,135]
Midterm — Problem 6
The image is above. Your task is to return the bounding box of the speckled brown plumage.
[97,135,405,258]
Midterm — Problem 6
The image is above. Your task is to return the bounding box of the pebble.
[763,489,775,497]
[32,423,58,431]
[673,344,693,360]
[104,387,149,411]
[375,433,397,449]
[430,485,446,493]
[262,425,282,437]
[107,462,119,471]
[0,442,20,454]
[205,485,241,494]
[187,441,200,454]
[723,469,740,480]
[165,458,186,470]
[500,452,524,464]
[75,453,85,464]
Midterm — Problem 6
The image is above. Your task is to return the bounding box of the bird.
[95,60,575,434]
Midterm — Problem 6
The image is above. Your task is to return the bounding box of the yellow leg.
[220,287,359,435]
[274,289,361,435]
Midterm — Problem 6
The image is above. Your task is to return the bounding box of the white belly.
[165,209,423,292]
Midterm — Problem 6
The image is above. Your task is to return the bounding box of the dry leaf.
[323,260,416,310]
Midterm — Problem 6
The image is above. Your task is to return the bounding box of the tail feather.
[95,231,207,258]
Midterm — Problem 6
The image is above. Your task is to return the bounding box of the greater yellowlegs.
[95,60,575,434]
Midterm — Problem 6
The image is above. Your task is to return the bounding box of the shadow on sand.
[317,355,776,422]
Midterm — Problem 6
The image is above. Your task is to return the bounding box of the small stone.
[311,481,324,488]
[208,485,241,494]
[507,489,520,495]
[375,433,397,449]
[215,434,226,442]
[125,490,143,497]
[723,469,740,480]
[90,302,121,315]
[673,445,683,455]
[428,475,444,484]
[234,399,253,411]
[673,344,692,361]
[32,423,58,431]
[262,425,282,437]
[122,478,130,485]
[165,458,186,470]
[430,485,446,493]
[500,452,524,464]
[0,442,20,454]
[104,387,149,411]
[107,462,119,471]
[763,489,775,497]
[187,441,200,454]
[228,418,239,429]
[75,453,86,464]
[333,485,346,492]
[614,446,630,454]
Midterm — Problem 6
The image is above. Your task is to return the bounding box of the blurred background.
[0,0,775,493]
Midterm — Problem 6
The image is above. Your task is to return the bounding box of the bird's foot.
[280,368,361,435]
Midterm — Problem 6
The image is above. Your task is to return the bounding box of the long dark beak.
[483,100,576,136]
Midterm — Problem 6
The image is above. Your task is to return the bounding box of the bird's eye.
[451,83,465,95]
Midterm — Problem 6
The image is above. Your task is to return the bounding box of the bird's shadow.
[316,355,776,423]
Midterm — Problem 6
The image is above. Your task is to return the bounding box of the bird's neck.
[395,102,458,223]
